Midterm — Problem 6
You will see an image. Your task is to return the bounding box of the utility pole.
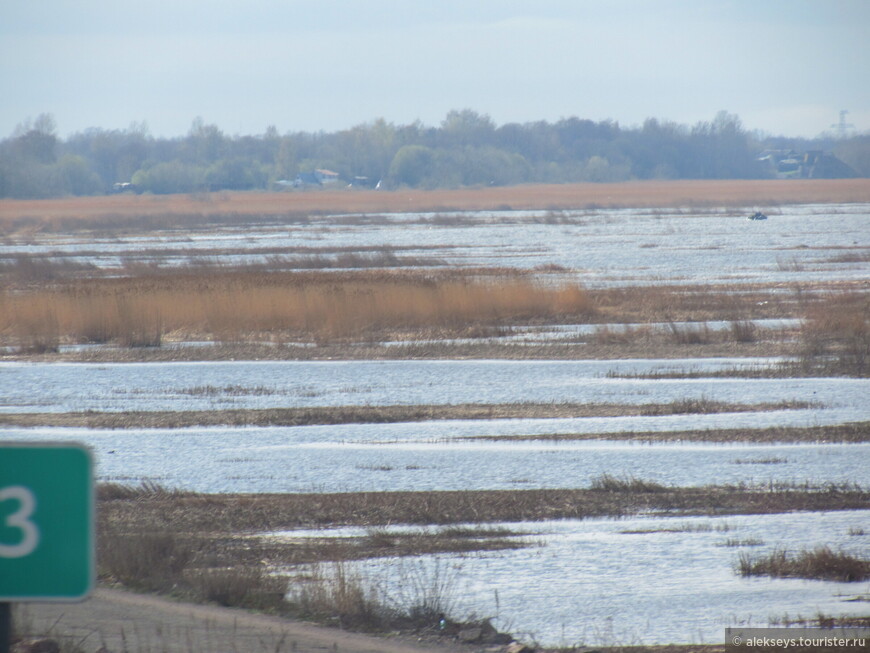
[830,110,855,138]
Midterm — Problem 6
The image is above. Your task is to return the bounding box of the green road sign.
[0,442,94,601]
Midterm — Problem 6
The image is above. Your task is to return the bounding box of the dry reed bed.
[5,274,867,375]
[2,179,869,234]
[0,265,857,347]
[0,269,592,347]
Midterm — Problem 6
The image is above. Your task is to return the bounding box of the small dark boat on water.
[748,211,768,220]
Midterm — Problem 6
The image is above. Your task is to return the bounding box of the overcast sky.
[2,0,868,139]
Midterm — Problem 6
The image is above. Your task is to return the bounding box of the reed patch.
[0,269,593,347]
[737,547,870,582]
[798,292,870,376]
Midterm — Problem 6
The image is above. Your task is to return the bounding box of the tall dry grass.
[0,270,593,347]
[3,180,869,234]
[799,292,870,376]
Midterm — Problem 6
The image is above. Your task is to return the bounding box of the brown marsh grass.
[799,291,870,376]
[97,486,870,534]
[0,269,592,347]
[2,179,869,235]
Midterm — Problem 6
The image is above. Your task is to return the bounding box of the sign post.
[0,442,94,650]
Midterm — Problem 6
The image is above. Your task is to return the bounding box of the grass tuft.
[589,474,668,493]
[737,546,870,582]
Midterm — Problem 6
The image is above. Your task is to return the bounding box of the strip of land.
[100,485,870,533]
[3,179,870,230]
[458,421,870,444]
[0,399,819,429]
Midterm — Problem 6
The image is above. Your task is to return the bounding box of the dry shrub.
[729,319,758,343]
[799,292,870,376]
[287,563,387,631]
[381,558,462,630]
[99,530,199,592]
[188,567,281,609]
[286,559,462,633]
[667,321,713,345]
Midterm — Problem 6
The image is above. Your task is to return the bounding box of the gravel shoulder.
[15,587,470,653]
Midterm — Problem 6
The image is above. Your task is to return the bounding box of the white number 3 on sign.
[0,485,40,558]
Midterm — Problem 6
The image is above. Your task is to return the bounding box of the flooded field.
[278,510,870,646]
[5,425,869,494]
[4,202,869,287]
[3,358,867,415]
[1,193,868,646]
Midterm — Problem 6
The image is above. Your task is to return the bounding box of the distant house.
[293,169,342,188]
[757,149,856,179]
[314,169,340,185]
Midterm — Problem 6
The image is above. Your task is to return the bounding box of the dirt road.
[14,588,470,653]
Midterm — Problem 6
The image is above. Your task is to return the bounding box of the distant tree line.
[0,110,866,199]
